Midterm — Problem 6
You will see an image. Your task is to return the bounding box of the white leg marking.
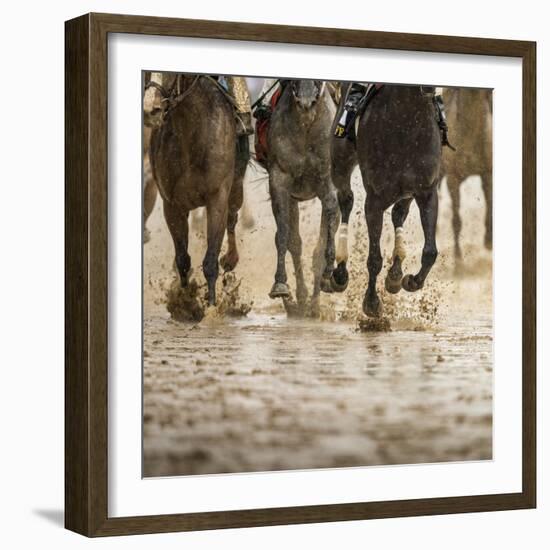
[393,227,406,261]
[336,223,349,263]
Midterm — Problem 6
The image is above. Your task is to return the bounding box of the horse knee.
[274,229,289,249]
[338,189,354,222]
[325,191,338,211]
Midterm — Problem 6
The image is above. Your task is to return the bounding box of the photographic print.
[65,13,536,535]
[142,73,493,478]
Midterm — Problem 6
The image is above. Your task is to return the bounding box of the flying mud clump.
[166,272,253,323]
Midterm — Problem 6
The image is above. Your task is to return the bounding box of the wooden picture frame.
[65,12,536,537]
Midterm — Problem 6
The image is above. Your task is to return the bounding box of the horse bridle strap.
[145,75,201,117]
[144,80,169,98]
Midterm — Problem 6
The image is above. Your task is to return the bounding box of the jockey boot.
[334,82,368,138]
[226,76,254,136]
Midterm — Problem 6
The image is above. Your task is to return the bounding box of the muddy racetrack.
[143,163,493,477]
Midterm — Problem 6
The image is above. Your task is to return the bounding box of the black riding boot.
[334,82,368,138]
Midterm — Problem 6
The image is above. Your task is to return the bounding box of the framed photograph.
[65,12,536,537]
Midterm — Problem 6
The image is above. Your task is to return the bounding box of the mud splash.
[167,272,253,323]
[358,317,392,332]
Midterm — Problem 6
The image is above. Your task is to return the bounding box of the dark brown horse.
[146,73,249,305]
[331,84,442,317]
[440,88,492,268]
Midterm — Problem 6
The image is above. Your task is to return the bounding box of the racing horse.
[440,87,492,268]
[267,80,338,314]
[142,72,159,243]
[331,84,442,317]
[146,73,249,305]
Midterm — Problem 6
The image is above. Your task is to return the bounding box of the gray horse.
[331,84,442,317]
[146,73,248,305]
[267,80,338,314]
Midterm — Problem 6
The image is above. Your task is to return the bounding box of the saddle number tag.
[334,125,345,137]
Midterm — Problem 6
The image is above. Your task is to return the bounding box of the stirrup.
[236,112,254,137]
[334,85,370,139]
[334,104,358,139]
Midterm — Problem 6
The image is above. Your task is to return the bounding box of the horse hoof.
[385,258,403,294]
[320,276,334,294]
[330,275,348,293]
[220,252,239,272]
[362,295,382,318]
[385,274,402,294]
[269,282,291,299]
[402,274,423,292]
[330,263,349,293]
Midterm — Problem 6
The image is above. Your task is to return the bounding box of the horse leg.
[143,160,158,243]
[331,175,354,292]
[481,170,493,250]
[163,200,190,287]
[287,198,308,307]
[203,189,229,305]
[385,197,413,293]
[447,175,463,270]
[311,207,329,317]
[220,175,243,272]
[362,193,384,317]
[402,187,439,292]
[319,188,339,294]
[220,210,239,272]
[268,170,292,299]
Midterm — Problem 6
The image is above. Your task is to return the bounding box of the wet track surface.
[143,168,493,477]
[143,295,492,477]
